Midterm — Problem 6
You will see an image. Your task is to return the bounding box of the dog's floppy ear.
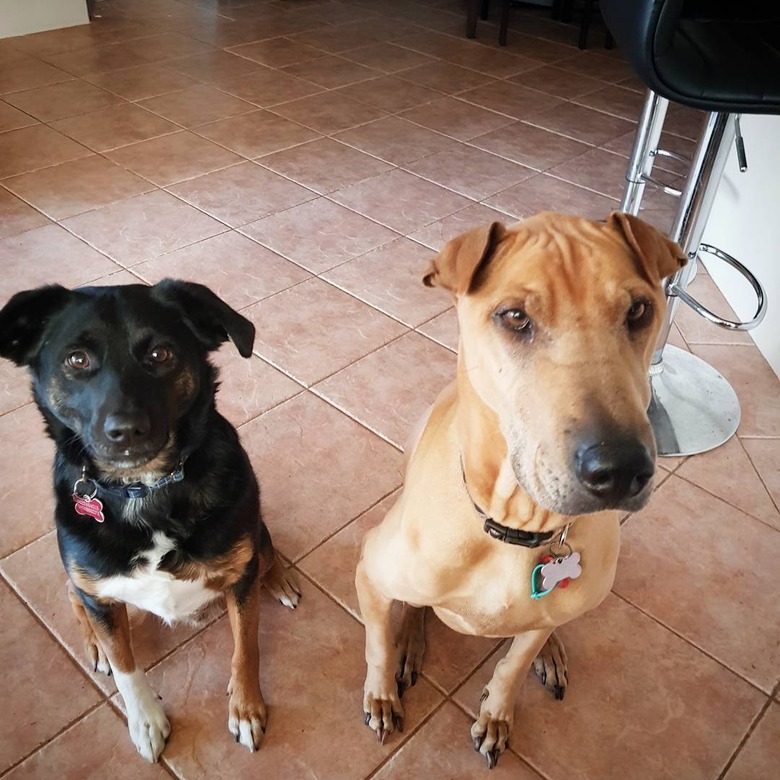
[423,222,507,296]
[608,212,687,282]
[152,279,255,358]
[0,285,72,366]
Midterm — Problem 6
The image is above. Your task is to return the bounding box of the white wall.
[0,0,89,39]
[701,114,780,378]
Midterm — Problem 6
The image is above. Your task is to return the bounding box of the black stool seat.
[601,1,780,113]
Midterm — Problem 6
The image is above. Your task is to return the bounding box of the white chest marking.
[96,531,219,624]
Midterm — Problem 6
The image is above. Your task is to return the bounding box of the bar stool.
[600,0,778,456]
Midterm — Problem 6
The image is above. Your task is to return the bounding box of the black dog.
[0,280,299,762]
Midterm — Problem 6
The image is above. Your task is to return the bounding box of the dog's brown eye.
[66,351,90,370]
[626,300,652,329]
[499,308,532,333]
[148,346,173,364]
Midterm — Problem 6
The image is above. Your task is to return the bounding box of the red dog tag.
[73,494,105,522]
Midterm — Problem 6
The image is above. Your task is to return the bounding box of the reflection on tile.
[138,83,254,127]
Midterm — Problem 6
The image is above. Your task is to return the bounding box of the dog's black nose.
[103,412,152,446]
[575,440,654,504]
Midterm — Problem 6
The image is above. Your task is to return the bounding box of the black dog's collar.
[75,462,186,500]
[461,457,556,548]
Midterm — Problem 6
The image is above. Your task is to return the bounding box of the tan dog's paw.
[532,631,568,700]
[363,685,404,744]
[227,681,267,752]
[263,556,301,609]
[471,703,512,770]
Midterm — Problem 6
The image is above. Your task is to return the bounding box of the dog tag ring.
[72,473,105,523]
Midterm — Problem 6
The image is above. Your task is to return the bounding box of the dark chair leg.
[605,29,615,49]
[467,0,479,38]
[579,0,595,49]
[499,0,511,46]
[480,0,490,21]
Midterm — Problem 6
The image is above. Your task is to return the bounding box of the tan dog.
[356,212,685,767]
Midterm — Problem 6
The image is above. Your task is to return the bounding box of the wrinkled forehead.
[472,217,655,308]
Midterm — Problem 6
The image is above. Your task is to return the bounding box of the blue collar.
[74,462,186,500]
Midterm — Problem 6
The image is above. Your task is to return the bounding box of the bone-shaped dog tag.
[73,494,105,522]
[531,552,581,599]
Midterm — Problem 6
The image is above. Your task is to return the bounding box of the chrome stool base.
[649,346,740,457]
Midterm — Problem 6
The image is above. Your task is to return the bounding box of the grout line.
[716,696,773,780]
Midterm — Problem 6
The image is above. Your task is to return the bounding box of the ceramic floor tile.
[50,103,179,152]
[290,22,385,54]
[455,593,764,780]
[105,130,242,186]
[723,702,780,780]
[0,531,210,696]
[556,51,636,83]
[0,100,39,133]
[740,438,780,517]
[491,31,577,63]
[0,124,92,179]
[0,54,73,95]
[331,169,473,234]
[603,129,696,177]
[2,704,170,780]
[62,190,226,265]
[168,160,315,227]
[458,80,564,121]
[374,702,542,779]
[271,91,387,135]
[85,63,199,101]
[314,331,456,447]
[42,39,161,78]
[663,104,707,141]
[334,115,455,165]
[166,49,266,85]
[573,83,647,121]
[3,155,153,220]
[400,96,515,141]
[142,580,442,779]
[322,237,447,327]
[134,230,311,310]
[530,101,635,146]
[138,83,255,127]
[195,110,320,157]
[470,121,591,171]
[8,21,146,59]
[485,173,618,222]
[0,580,102,774]
[615,475,780,691]
[674,274,753,346]
[258,137,392,195]
[282,54,381,88]
[340,41,436,73]
[691,345,780,438]
[408,202,518,252]
[510,64,608,99]
[241,197,398,273]
[210,349,303,429]
[216,68,323,107]
[547,146,634,199]
[0,223,117,303]
[406,144,535,199]
[242,277,407,385]
[336,75,442,114]
[3,79,124,122]
[399,61,493,93]
[238,392,404,559]
[417,307,458,351]
[227,37,325,68]
[0,188,50,238]
[675,436,780,529]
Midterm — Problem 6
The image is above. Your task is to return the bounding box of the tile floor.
[0,1,778,778]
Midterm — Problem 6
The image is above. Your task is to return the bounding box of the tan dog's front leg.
[396,604,425,696]
[472,628,552,769]
[226,569,266,752]
[74,588,170,762]
[356,559,404,742]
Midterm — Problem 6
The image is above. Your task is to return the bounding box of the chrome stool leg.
[633,109,767,456]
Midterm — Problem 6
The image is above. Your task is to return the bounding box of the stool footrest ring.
[670,244,767,331]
